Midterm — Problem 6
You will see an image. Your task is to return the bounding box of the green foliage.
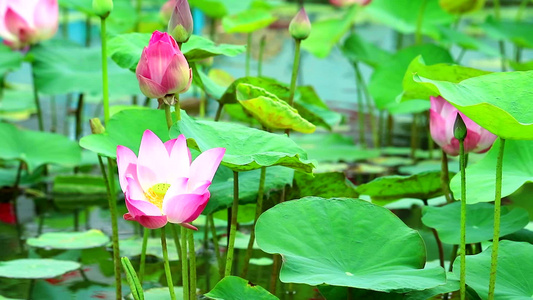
[52,175,109,210]
[27,230,110,250]
[205,276,278,300]
[0,45,22,75]
[222,9,277,33]
[341,33,393,68]
[0,259,81,279]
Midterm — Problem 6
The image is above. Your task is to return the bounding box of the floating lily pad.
[127,287,184,300]
[256,197,446,293]
[236,83,315,133]
[368,156,414,167]
[205,276,278,300]
[27,230,110,250]
[422,202,529,244]
[219,231,259,250]
[222,9,277,33]
[0,89,36,121]
[170,111,314,173]
[405,272,460,300]
[450,139,533,204]
[52,175,110,210]
[288,172,359,200]
[0,45,22,74]
[356,171,444,203]
[453,240,533,299]
[414,71,533,140]
[399,159,459,175]
[0,122,81,172]
[0,259,81,279]
[341,33,393,69]
[119,238,180,261]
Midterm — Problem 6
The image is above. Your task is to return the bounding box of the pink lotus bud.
[289,8,311,41]
[167,0,193,44]
[135,31,192,100]
[0,0,59,49]
[329,0,372,7]
[429,96,497,156]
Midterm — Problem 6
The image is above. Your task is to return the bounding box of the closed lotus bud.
[289,8,311,41]
[136,31,192,100]
[167,0,193,43]
[92,0,114,18]
[453,113,467,141]
[0,0,59,50]
[439,0,485,14]
[329,0,372,7]
[429,96,496,156]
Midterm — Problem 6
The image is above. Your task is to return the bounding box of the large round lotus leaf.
[79,109,170,159]
[27,230,110,250]
[169,111,314,173]
[453,240,533,299]
[0,122,81,172]
[0,259,80,279]
[108,33,245,71]
[405,272,459,300]
[415,71,533,140]
[356,171,445,202]
[205,276,278,300]
[450,139,533,204]
[422,202,529,244]
[255,197,446,293]
[236,83,315,133]
[222,9,276,33]
[126,287,184,300]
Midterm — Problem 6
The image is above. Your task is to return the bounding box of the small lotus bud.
[90,118,106,134]
[289,8,311,41]
[92,0,113,18]
[453,113,467,141]
[168,0,193,43]
[439,0,485,14]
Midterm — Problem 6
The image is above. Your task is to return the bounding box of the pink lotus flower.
[289,8,311,40]
[167,0,193,43]
[329,0,372,7]
[0,0,58,49]
[136,31,192,99]
[429,96,497,156]
[117,130,225,229]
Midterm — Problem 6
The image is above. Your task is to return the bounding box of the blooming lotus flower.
[167,0,193,43]
[117,130,225,229]
[429,96,497,156]
[289,8,311,41]
[0,0,58,49]
[329,0,372,7]
[136,31,192,101]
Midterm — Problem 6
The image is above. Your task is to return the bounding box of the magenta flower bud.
[329,0,372,7]
[167,0,193,43]
[289,8,311,41]
[429,96,497,156]
[0,0,59,50]
[135,31,192,100]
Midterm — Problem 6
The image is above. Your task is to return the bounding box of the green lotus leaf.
[222,9,277,33]
[0,259,81,279]
[205,276,278,300]
[27,230,110,250]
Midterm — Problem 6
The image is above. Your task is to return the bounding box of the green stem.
[75,93,84,140]
[101,17,110,124]
[85,15,91,47]
[354,63,378,148]
[288,39,301,107]
[181,226,189,300]
[258,35,266,77]
[426,112,433,159]
[174,94,181,121]
[135,0,142,32]
[187,230,197,300]
[441,150,453,203]
[171,224,182,261]
[488,138,506,300]
[225,171,240,277]
[139,227,149,284]
[493,0,501,20]
[161,226,177,300]
[241,166,266,278]
[30,62,44,131]
[459,139,466,300]
[386,113,393,146]
[209,214,224,279]
[516,0,529,21]
[246,33,252,77]
[410,113,418,159]
[50,96,57,133]
[62,8,69,39]
[415,0,428,45]
[456,48,467,64]
[164,104,173,129]
[12,161,24,252]
[214,104,224,122]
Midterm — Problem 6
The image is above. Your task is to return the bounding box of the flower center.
[145,183,171,209]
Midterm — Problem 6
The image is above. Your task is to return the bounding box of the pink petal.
[116,145,138,193]
[181,192,210,223]
[162,193,209,224]
[474,130,497,153]
[163,177,189,200]
[429,109,448,148]
[126,177,146,201]
[32,0,58,41]
[136,74,168,99]
[462,128,482,153]
[124,213,168,229]
[167,134,191,182]
[136,130,170,190]
[188,148,225,190]
[179,222,198,230]
[125,196,161,218]
[160,53,190,94]
[136,48,151,78]
[5,7,32,45]
[164,139,177,155]
[144,40,178,84]
[190,180,211,195]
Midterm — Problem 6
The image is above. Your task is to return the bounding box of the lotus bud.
[167,0,193,44]
[289,8,311,41]
[90,118,106,134]
[92,0,113,18]
[453,113,467,141]
[439,0,485,14]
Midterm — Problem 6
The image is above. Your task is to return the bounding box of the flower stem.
[354,63,366,148]
[209,214,224,279]
[258,35,266,77]
[459,139,467,300]
[246,33,252,77]
[161,226,176,300]
[187,229,197,300]
[139,227,149,284]
[171,224,182,261]
[214,104,224,122]
[488,138,506,300]
[415,0,428,45]
[241,166,266,278]
[30,61,44,131]
[174,94,181,121]
[354,63,378,148]
[225,171,240,277]
[288,39,301,107]
[180,226,189,300]
[164,104,173,129]
[100,17,110,124]
[441,150,453,203]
